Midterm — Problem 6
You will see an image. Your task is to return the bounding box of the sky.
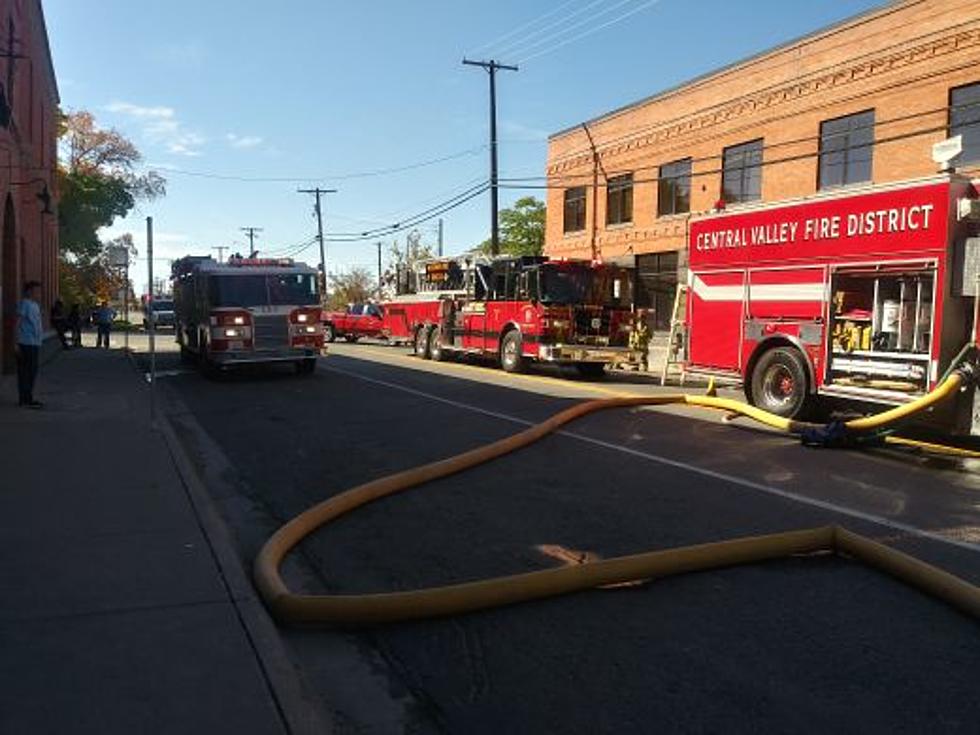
[44,0,886,293]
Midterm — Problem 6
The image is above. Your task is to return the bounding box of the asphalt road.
[140,336,980,734]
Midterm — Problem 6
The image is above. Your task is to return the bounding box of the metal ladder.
[660,282,688,387]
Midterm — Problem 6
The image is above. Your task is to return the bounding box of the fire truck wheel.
[344,334,360,343]
[324,324,336,343]
[500,330,527,373]
[414,326,432,359]
[575,362,606,379]
[429,327,446,361]
[750,347,811,419]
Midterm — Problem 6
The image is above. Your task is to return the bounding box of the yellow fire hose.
[254,367,980,625]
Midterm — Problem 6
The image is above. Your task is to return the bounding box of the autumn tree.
[381,229,436,297]
[57,110,165,306]
[326,267,376,310]
[476,196,545,256]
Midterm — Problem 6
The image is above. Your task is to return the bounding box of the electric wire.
[516,0,662,64]
[488,0,611,59]
[466,0,583,57]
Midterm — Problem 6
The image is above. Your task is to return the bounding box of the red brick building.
[544,0,980,332]
[0,0,59,372]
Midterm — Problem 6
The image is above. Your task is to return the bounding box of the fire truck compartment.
[826,263,936,395]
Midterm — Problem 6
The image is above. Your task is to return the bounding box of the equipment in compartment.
[829,266,934,394]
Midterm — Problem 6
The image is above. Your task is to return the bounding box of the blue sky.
[45,0,884,292]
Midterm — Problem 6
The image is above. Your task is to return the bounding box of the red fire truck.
[387,254,640,376]
[172,255,324,374]
[685,174,980,431]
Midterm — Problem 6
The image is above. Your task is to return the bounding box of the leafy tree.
[326,267,376,310]
[476,196,546,256]
[59,233,137,311]
[381,229,435,297]
[58,110,166,261]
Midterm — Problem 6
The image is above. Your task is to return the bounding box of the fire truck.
[685,173,980,432]
[387,254,640,376]
[171,255,324,374]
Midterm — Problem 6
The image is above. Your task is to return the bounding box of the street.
[136,335,980,734]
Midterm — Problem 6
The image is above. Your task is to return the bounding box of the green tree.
[58,110,166,261]
[327,267,376,310]
[477,196,546,256]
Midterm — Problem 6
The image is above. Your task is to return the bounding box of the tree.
[58,110,166,261]
[326,267,375,310]
[381,229,435,297]
[476,196,546,256]
[59,233,137,311]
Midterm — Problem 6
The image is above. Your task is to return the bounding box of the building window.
[635,251,678,332]
[563,186,586,233]
[722,139,763,204]
[819,110,874,189]
[658,158,692,216]
[950,82,980,166]
[606,173,633,226]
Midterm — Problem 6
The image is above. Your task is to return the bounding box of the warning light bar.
[227,257,295,267]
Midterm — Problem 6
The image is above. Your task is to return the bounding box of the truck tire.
[324,324,336,343]
[575,362,606,379]
[344,334,360,343]
[429,326,446,361]
[749,347,811,419]
[500,330,527,373]
[414,326,431,359]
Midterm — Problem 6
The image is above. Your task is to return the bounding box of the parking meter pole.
[147,217,156,430]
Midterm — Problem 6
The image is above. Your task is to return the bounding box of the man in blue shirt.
[15,280,43,408]
[94,300,116,349]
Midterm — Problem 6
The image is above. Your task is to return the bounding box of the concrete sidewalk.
[0,345,313,734]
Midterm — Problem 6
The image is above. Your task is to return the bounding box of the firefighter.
[629,309,651,372]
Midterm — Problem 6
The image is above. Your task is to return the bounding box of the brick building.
[0,0,59,372]
[544,0,980,332]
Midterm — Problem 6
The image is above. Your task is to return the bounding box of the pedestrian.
[629,310,651,372]
[94,300,116,349]
[15,280,43,408]
[50,298,69,348]
[67,304,82,347]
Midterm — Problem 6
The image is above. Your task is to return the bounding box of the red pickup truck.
[322,303,386,342]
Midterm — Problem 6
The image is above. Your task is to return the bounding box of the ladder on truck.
[660,282,688,387]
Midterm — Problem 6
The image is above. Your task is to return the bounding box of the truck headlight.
[224,327,243,338]
[297,313,308,323]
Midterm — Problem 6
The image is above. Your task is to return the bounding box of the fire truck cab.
[171,255,323,374]
[685,174,980,432]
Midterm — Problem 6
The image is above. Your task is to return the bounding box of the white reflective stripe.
[691,274,824,302]
[690,274,745,302]
[748,282,825,302]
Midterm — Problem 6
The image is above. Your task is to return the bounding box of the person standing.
[94,300,116,349]
[629,310,651,372]
[15,280,43,408]
[50,298,69,348]
[67,304,82,347]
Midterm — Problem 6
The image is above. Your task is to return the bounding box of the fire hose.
[254,364,980,625]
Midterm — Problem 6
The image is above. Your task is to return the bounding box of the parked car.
[322,303,386,342]
[144,299,176,329]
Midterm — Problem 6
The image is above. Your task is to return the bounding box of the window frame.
[950,81,980,166]
[562,186,587,234]
[818,109,875,190]
[605,173,634,227]
[657,158,692,217]
[721,138,763,205]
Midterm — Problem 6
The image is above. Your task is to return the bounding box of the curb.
[128,348,331,735]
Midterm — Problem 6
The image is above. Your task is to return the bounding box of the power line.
[145,145,487,184]
[326,183,490,242]
[503,0,641,61]
[467,0,582,56]
[516,0,662,64]
[491,0,611,59]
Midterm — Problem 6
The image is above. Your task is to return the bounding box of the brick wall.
[544,0,980,263]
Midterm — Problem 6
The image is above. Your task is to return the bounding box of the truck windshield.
[209,274,318,307]
[540,266,631,307]
[152,301,174,311]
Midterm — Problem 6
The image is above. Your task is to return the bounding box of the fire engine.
[685,173,980,432]
[171,255,323,374]
[386,254,640,376]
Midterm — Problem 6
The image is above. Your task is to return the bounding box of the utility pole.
[376,241,383,298]
[239,227,262,257]
[212,245,227,263]
[437,218,444,257]
[297,187,337,300]
[463,58,518,256]
[146,217,157,430]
